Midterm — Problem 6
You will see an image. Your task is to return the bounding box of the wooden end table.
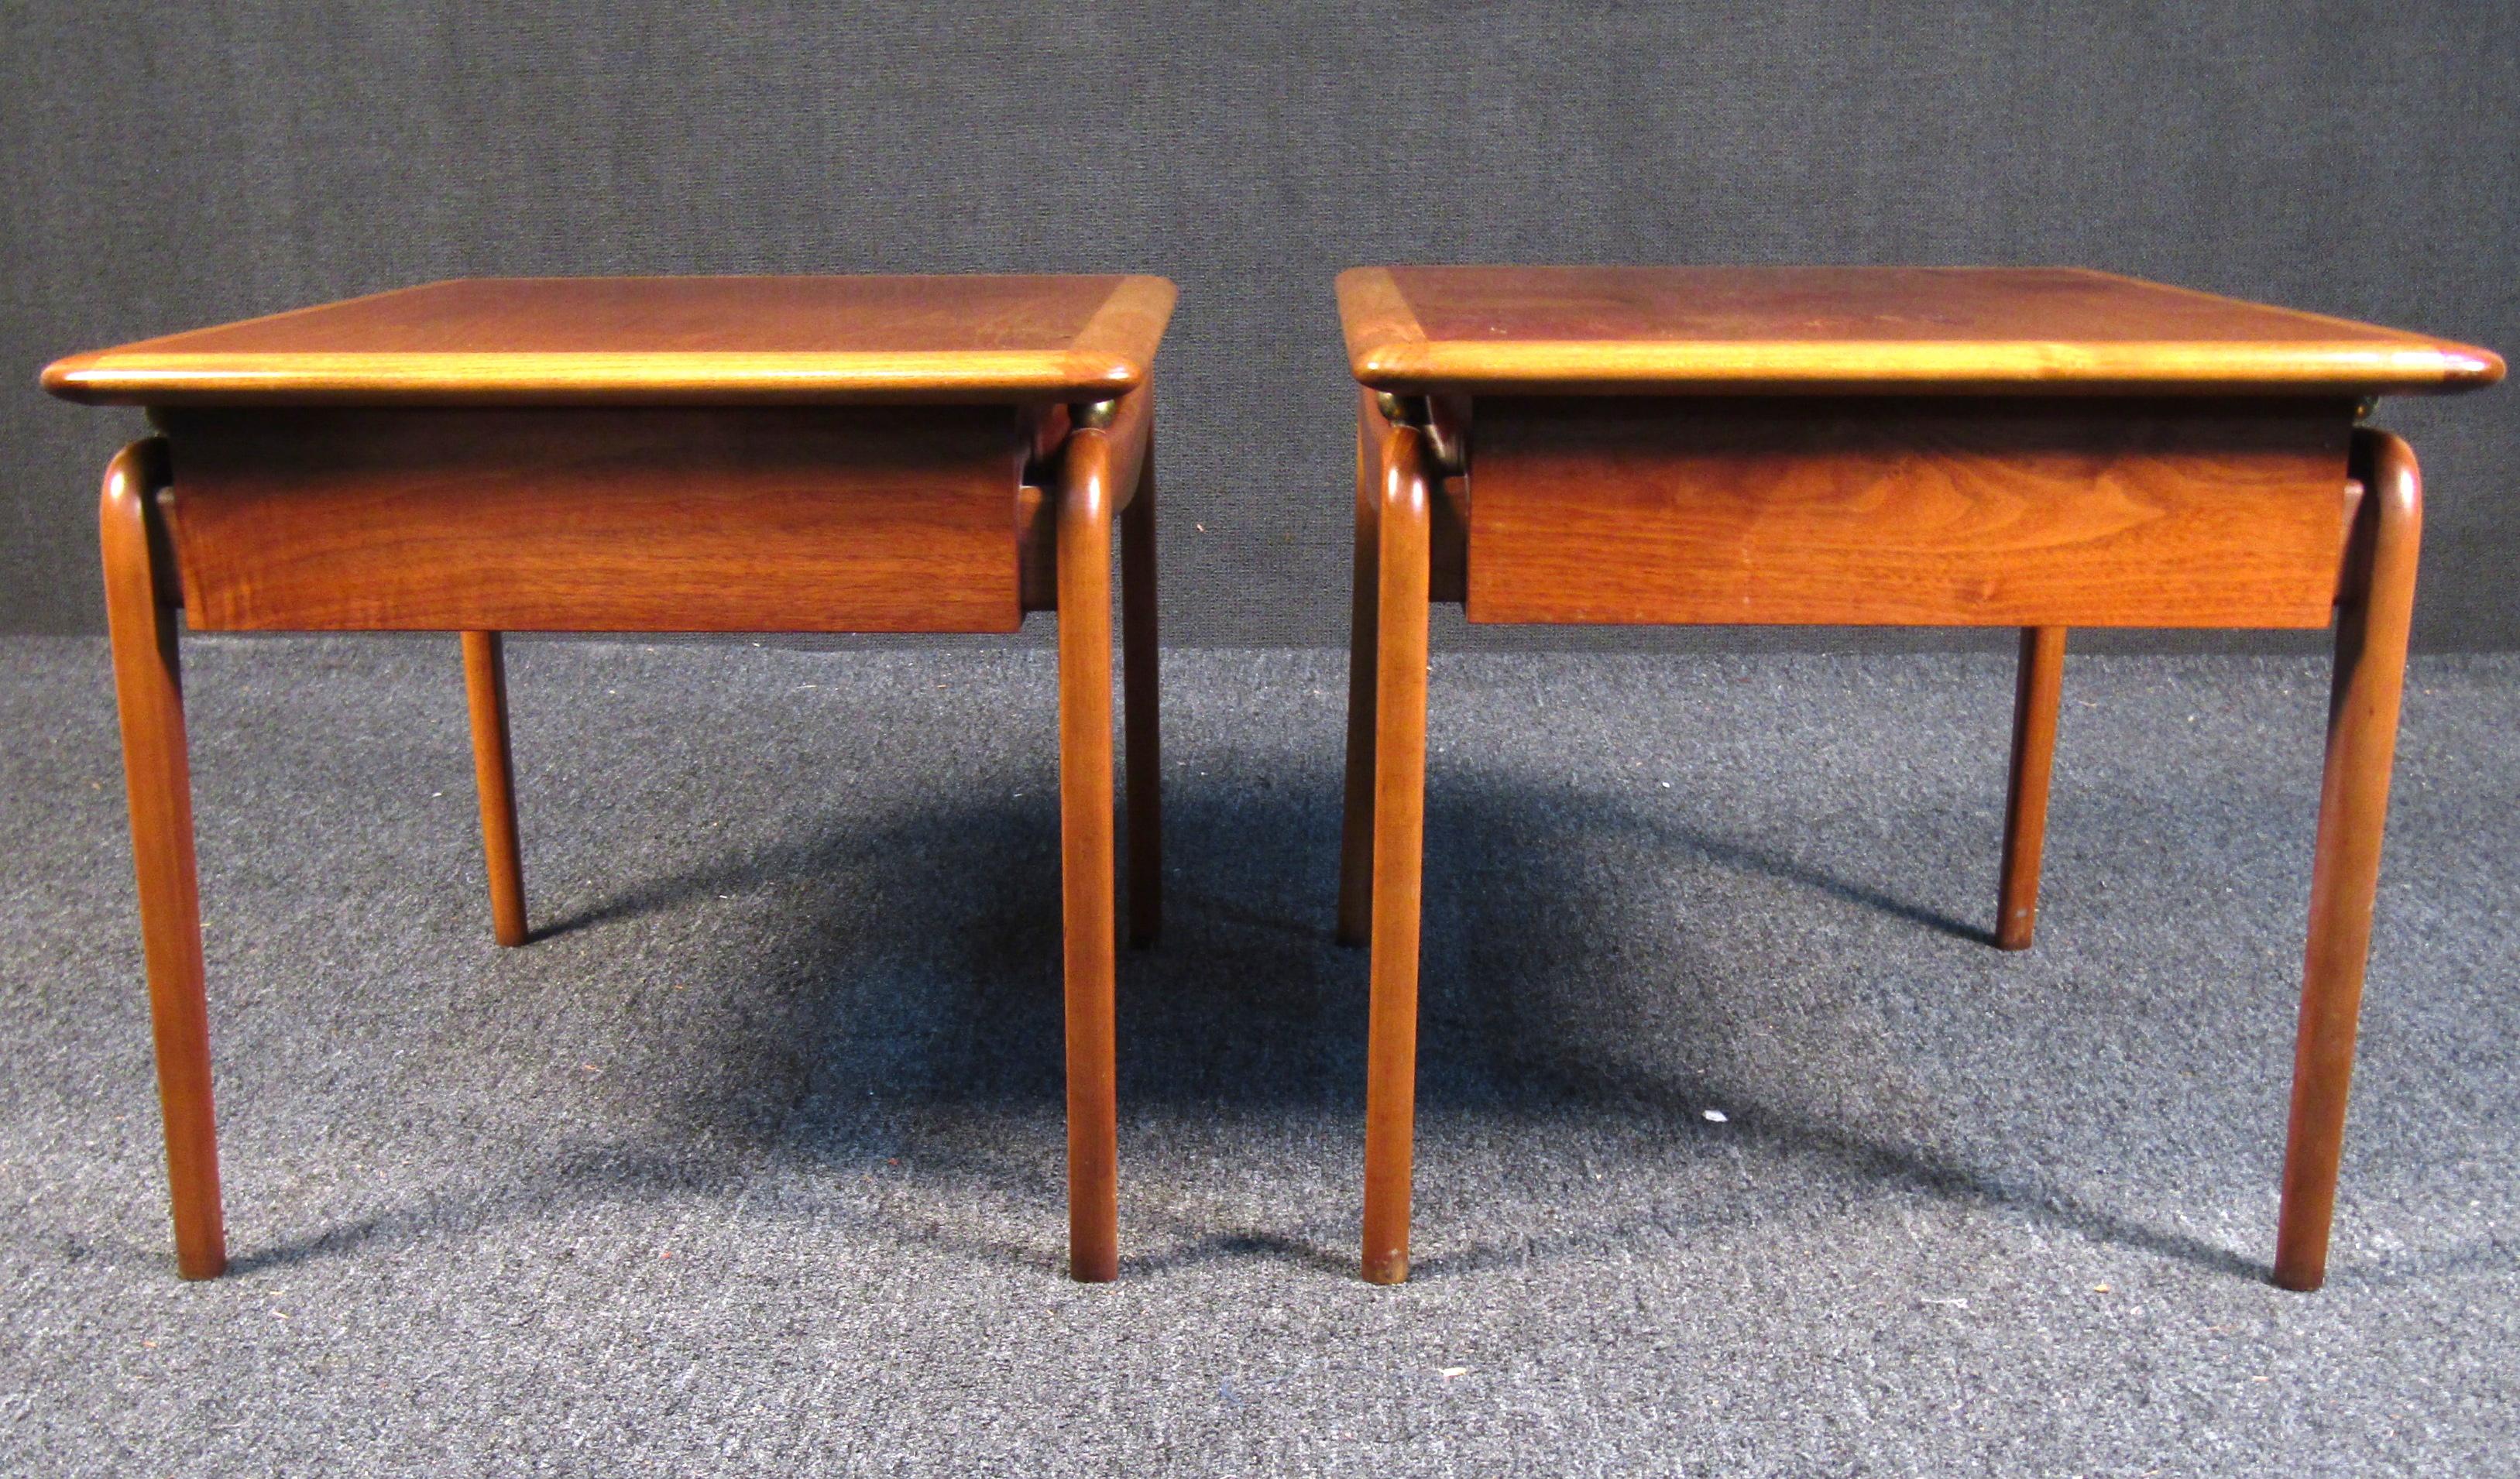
[1332,265,2501,1289]
[43,274,1176,1282]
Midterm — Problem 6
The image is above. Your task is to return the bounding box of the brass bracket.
[1027,400,1121,484]
[1375,392,1465,475]
[1373,391,1428,427]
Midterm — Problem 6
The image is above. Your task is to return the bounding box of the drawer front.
[160,407,1024,633]
[1467,397,2356,628]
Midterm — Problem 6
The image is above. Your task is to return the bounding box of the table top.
[1337,266,2502,396]
[42,275,1177,406]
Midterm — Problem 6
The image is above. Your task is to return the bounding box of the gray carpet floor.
[2,635,2514,1476]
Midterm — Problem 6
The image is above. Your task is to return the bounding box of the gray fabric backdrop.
[5,2,2513,647]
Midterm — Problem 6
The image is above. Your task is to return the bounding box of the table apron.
[1464,396,2358,628]
[153,407,1029,633]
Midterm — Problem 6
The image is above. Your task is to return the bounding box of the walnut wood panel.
[45,275,1177,405]
[1466,397,2357,628]
[1338,266,2503,396]
[158,407,1027,632]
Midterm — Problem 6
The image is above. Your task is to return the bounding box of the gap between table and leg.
[1337,388,1385,948]
[1120,432,1162,949]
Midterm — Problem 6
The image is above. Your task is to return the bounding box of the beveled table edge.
[42,274,1179,407]
[1334,266,2505,397]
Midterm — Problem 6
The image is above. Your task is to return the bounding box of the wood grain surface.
[1466,397,2357,627]
[157,407,1027,632]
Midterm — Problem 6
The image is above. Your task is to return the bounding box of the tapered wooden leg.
[1336,389,1385,947]
[461,630,528,947]
[1996,625,2068,950]
[99,438,227,1280]
[1120,443,1162,949]
[2274,430,2422,1292]
[1361,422,1433,1285]
[1058,423,1121,1283]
